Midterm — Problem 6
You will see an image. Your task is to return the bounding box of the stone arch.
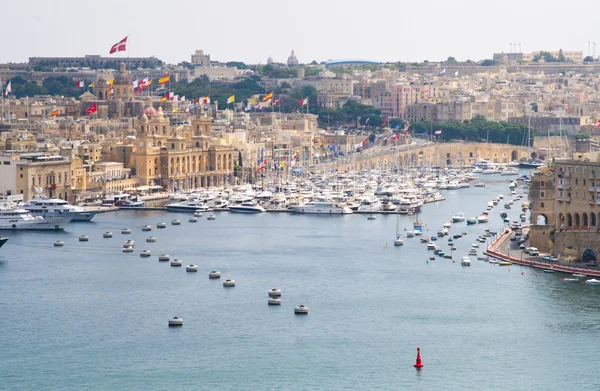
[531,151,537,159]
[157,141,162,147]
[196,141,200,148]
[536,214,548,225]
[206,156,210,171]
[558,213,564,225]
[217,155,222,170]
[229,154,233,170]
[192,156,197,172]
[583,212,589,228]
[567,213,572,227]
[582,249,597,263]
[574,213,580,228]
[591,213,597,227]
[170,158,174,175]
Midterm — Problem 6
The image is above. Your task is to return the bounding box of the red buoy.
[414,347,424,369]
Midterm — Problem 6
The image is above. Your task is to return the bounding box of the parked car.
[510,234,517,241]
[528,247,539,256]
[519,243,526,250]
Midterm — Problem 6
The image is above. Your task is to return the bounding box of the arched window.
[583,212,589,228]
[592,213,597,227]
[171,143,175,150]
[575,213,581,228]
[567,213,572,227]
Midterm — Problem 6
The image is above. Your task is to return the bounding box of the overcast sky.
[3,0,600,65]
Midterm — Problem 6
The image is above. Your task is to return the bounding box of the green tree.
[584,56,595,62]
[481,59,497,66]
[446,56,457,63]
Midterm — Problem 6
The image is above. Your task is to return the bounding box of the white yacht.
[23,195,99,222]
[165,200,213,212]
[357,196,382,212]
[451,212,466,222]
[229,201,265,213]
[289,202,352,214]
[0,204,71,230]
[501,167,519,176]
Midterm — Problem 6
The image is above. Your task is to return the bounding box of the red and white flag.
[203,96,210,104]
[86,103,97,115]
[405,130,411,137]
[273,98,280,106]
[109,36,128,54]
[76,80,84,88]
[300,97,309,106]
[594,119,600,127]
[434,129,442,135]
[179,96,185,102]
[4,81,11,96]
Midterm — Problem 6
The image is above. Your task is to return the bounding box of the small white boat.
[223,279,236,287]
[572,273,587,278]
[477,214,489,223]
[54,240,64,247]
[451,212,466,222]
[140,250,151,257]
[168,317,183,327]
[406,231,415,238]
[171,259,182,267]
[146,236,157,243]
[157,222,167,229]
[194,211,203,217]
[268,288,282,297]
[189,217,198,223]
[562,278,579,283]
[209,271,221,279]
[123,240,135,248]
[461,256,471,266]
[142,225,152,231]
[426,242,436,250]
[468,248,478,256]
[207,214,216,220]
[121,228,132,234]
[394,238,404,246]
[294,305,308,314]
[472,243,479,248]
[443,222,452,229]
[367,215,376,220]
[122,246,133,253]
[158,254,170,262]
[171,219,181,225]
[103,232,113,238]
[186,264,198,272]
[489,259,499,264]
[79,235,89,242]
[414,230,422,236]
[584,279,600,286]
[268,297,281,305]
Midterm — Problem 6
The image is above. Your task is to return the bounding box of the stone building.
[133,99,234,190]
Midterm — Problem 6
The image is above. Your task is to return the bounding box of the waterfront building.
[529,155,600,263]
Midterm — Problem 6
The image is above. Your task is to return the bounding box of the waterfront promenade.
[485,227,600,277]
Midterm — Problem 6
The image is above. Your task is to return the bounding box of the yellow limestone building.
[134,99,234,190]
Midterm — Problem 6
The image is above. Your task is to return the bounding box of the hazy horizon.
[3,0,600,65]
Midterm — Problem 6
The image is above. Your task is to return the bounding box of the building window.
[541,202,545,208]
[20,174,23,178]
[32,178,35,186]
[541,191,545,197]
[541,181,545,187]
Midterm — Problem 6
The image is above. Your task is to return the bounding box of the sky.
[3,0,600,65]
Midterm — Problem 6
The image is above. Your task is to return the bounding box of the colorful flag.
[594,119,600,127]
[108,79,114,86]
[179,96,185,102]
[168,92,174,99]
[227,95,235,104]
[300,97,308,106]
[184,105,191,113]
[381,116,389,128]
[76,80,84,88]
[4,81,11,96]
[273,98,280,106]
[172,95,178,102]
[158,74,170,85]
[160,96,167,102]
[405,130,412,137]
[204,96,210,104]
[109,36,128,54]
[86,103,97,115]
[263,92,273,102]
[133,80,139,88]
[440,68,446,75]
[173,108,179,113]
[50,110,59,117]
[435,129,442,135]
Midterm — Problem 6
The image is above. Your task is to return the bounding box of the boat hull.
[0,216,71,230]
[0,237,8,248]
[229,207,265,213]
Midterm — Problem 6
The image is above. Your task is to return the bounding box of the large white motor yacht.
[0,203,71,230]
[165,200,213,212]
[229,201,265,213]
[289,202,352,214]
[23,194,98,221]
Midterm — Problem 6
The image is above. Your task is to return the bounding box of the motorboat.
[121,200,145,207]
[477,214,489,223]
[209,271,221,279]
[189,217,198,223]
[171,259,183,267]
[268,289,282,297]
[171,219,181,225]
[467,217,477,225]
[443,222,452,229]
[461,256,471,266]
[79,235,89,242]
[121,228,132,234]
[140,250,151,257]
[268,297,281,305]
[103,232,113,238]
[158,254,170,262]
[499,261,512,266]
[501,168,519,176]
[394,237,404,246]
[142,225,152,231]
[165,200,212,212]
[168,317,183,327]
[420,236,430,243]
[406,231,415,238]
[207,214,216,220]
[0,203,71,230]
[290,202,353,214]
[562,278,579,283]
[426,242,436,250]
[451,212,466,222]
[146,237,157,243]
[584,279,600,286]
[294,305,308,314]
[124,240,136,248]
[186,264,198,272]
[229,201,266,213]
[223,279,236,287]
[157,222,167,228]
[22,194,99,222]
[367,215,376,220]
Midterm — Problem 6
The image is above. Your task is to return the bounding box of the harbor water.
[1,172,600,390]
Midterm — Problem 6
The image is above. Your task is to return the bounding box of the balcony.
[557,184,564,190]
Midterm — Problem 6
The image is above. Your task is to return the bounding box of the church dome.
[139,98,157,118]
[114,63,132,85]
[267,56,274,65]
[287,50,299,66]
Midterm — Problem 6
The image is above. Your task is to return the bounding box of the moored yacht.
[0,204,71,230]
[165,200,212,212]
[290,202,352,214]
[229,201,265,213]
[23,195,99,222]
[451,212,466,222]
